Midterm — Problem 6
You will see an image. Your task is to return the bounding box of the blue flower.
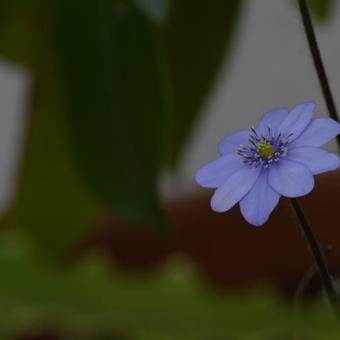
[195,102,340,226]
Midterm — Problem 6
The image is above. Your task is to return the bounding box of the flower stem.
[290,198,339,313]
[297,0,340,148]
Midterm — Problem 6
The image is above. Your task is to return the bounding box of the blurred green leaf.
[0,2,100,256]
[309,0,334,21]
[164,0,243,165]
[56,0,167,226]
[0,0,40,66]
[0,0,241,231]
[1,234,340,339]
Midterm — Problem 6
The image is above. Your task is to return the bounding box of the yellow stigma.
[257,142,275,158]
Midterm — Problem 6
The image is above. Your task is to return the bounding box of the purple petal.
[256,108,289,135]
[268,159,314,197]
[289,118,340,147]
[286,146,340,175]
[240,171,280,226]
[195,154,243,188]
[211,166,261,212]
[218,129,249,155]
[278,102,315,141]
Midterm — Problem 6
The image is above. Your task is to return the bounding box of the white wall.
[0,58,30,214]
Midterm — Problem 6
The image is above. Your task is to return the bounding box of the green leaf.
[309,0,334,21]
[55,0,167,226]
[0,2,100,257]
[164,0,243,165]
[1,233,340,339]
[0,0,40,66]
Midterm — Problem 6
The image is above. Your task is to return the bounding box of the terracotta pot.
[88,170,340,294]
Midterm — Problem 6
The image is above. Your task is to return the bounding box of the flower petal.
[268,159,314,197]
[218,129,249,155]
[211,166,261,212]
[195,154,243,188]
[289,118,340,147]
[286,146,340,175]
[240,171,280,226]
[278,102,315,141]
[256,108,289,135]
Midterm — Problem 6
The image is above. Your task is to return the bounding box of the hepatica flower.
[195,102,340,226]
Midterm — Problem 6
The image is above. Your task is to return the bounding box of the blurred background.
[1,0,340,339]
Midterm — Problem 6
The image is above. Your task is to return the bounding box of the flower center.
[235,126,291,169]
[257,141,275,158]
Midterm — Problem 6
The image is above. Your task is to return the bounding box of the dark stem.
[290,198,339,313]
[294,246,332,307]
[297,0,340,148]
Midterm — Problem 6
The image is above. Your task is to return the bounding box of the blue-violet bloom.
[195,102,340,226]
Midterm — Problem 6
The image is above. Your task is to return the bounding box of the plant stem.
[290,198,339,313]
[297,0,340,148]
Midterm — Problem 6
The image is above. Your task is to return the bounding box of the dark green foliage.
[55,0,167,226]
[164,0,243,164]
[0,0,242,237]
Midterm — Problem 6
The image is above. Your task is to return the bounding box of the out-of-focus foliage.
[0,1,100,257]
[165,0,242,165]
[0,233,340,340]
[309,0,334,21]
[56,0,167,226]
[0,0,243,237]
